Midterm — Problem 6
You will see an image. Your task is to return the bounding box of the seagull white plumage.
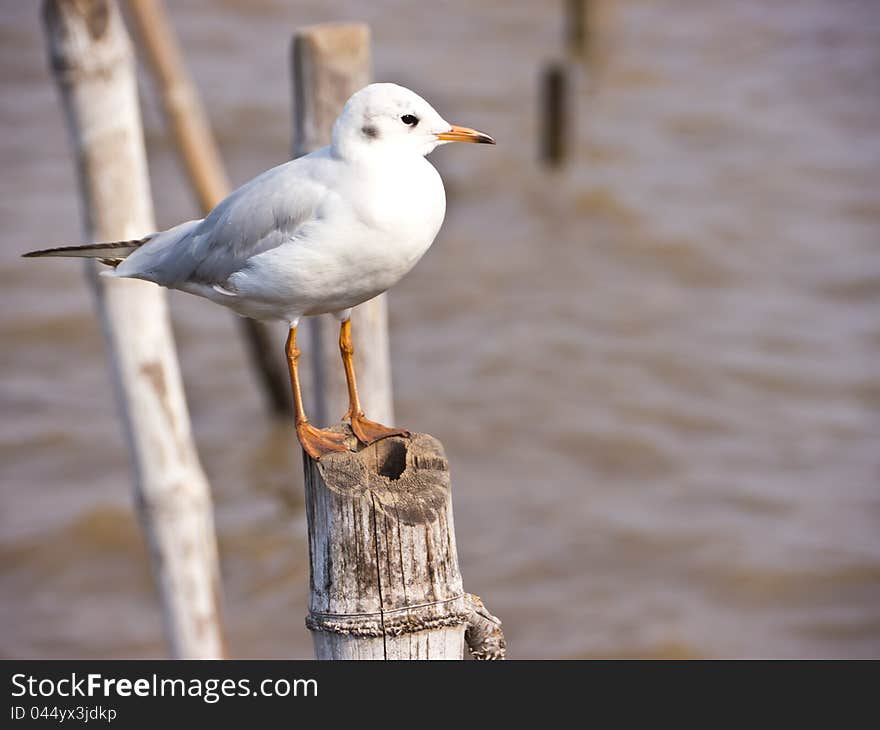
[24,83,495,459]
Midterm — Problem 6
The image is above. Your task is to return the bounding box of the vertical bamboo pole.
[290,24,394,426]
[540,62,568,166]
[540,0,599,167]
[288,23,504,661]
[565,0,592,60]
[125,0,293,416]
[42,0,224,658]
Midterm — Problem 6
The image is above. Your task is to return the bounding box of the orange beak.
[436,124,495,145]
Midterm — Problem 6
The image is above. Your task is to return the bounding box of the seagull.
[24,83,494,460]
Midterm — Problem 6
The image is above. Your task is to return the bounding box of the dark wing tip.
[22,246,67,258]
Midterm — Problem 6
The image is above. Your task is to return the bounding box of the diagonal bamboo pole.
[125,0,293,416]
[41,0,224,658]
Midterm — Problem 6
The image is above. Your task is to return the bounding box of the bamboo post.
[565,0,592,60]
[540,62,568,167]
[42,0,224,658]
[304,427,505,660]
[539,1,598,167]
[125,0,293,416]
[290,24,394,426]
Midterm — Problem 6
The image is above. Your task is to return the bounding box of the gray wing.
[116,154,330,287]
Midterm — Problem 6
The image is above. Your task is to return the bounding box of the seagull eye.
[401,114,419,127]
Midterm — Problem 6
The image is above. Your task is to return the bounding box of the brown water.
[2,0,880,659]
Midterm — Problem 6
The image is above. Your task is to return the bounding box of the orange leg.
[339,318,409,445]
[286,327,349,460]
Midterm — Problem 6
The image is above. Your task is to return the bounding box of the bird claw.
[349,413,410,446]
[296,421,351,461]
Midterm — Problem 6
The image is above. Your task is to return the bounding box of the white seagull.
[25,83,494,459]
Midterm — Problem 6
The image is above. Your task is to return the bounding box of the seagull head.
[332,83,495,161]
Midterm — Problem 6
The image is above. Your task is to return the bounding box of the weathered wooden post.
[125,0,293,416]
[304,427,505,660]
[290,24,394,426]
[42,0,224,658]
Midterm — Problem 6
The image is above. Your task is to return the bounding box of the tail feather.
[22,235,153,262]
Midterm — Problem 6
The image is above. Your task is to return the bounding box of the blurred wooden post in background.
[540,0,594,167]
[303,427,505,660]
[565,0,591,60]
[42,0,224,658]
[290,24,395,427]
[540,63,568,167]
[126,0,293,416]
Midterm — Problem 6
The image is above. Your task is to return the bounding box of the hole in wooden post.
[376,439,407,481]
